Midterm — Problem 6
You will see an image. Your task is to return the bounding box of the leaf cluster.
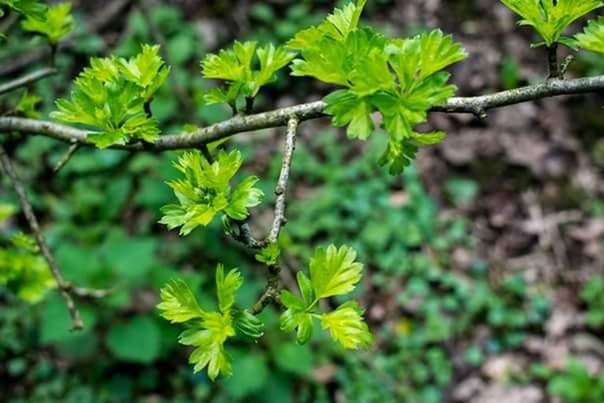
[576,17,604,54]
[21,2,73,45]
[159,149,263,236]
[500,0,603,47]
[51,44,170,148]
[0,205,55,303]
[280,244,373,349]
[157,266,263,380]
[200,41,295,111]
[287,0,467,174]
[580,276,604,328]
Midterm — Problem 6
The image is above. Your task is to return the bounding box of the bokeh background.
[1,1,603,402]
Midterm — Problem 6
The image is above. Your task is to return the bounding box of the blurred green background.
[1,1,603,402]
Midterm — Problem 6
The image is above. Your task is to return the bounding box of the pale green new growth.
[255,242,281,266]
[288,0,467,174]
[576,17,604,54]
[159,149,263,235]
[319,301,373,350]
[157,279,205,323]
[158,266,264,380]
[0,206,55,303]
[280,244,373,349]
[500,0,603,47]
[310,244,363,299]
[21,2,73,45]
[51,45,169,148]
[200,41,294,109]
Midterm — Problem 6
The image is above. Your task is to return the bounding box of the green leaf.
[157,279,205,323]
[319,301,373,349]
[51,45,167,148]
[576,17,604,54]
[287,0,367,48]
[309,244,363,299]
[279,290,314,344]
[159,149,263,235]
[386,30,467,86]
[324,90,374,140]
[106,316,161,364]
[179,311,235,380]
[215,264,243,313]
[118,44,171,100]
[201,40,256,82]
[255,242,281,266]
[297,271,314,306]
[500,0,604,46]
[15,91,41,118]
[232,309,265,339]
[21,2,73,45]
[201,41,293,106]
[252,44,295,95]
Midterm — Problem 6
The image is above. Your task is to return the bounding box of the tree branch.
[0,144,111,330]
[0,68,58,96]
[249,264,282,315]
[267,116,298,244]
[0,75,602,149]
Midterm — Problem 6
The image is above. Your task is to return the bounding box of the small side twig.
[53,143,80,173]
[0,143,109,330]
[0,68,57,96]
[267,116,298,244]
[547,44,560,79]
[249,264,282,315]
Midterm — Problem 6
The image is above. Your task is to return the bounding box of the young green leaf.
[201,40,294,108]
[309,244,363,299]
[157,279,205,323]
[21,2,73,45]
[159,149,263,235]
[255,242,281,266]
[215,264,243,313]
[279,292,314,345]
[319,301,373,350]
[576,17,604,54]
[118,44,171,101]
[51,45,169,148]
[15,91,41,118]
[158,265,257,380]
[179,311,234,380]
[500,0,604,47]
[232,309,265,339]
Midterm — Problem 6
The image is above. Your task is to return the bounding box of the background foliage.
[1,1,603,402]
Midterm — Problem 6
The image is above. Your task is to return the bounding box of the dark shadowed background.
[1,1,603,402]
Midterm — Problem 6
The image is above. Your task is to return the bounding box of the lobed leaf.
[215,264,243,313]
[309,244,363,299]
[500,0,604,46]
[319,301,373,349]
[21,2,73,45]
[157,279,205,323]
[576,17,604,54]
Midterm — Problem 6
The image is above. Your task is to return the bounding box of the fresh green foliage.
[580,276,604,327]
[576,17,604,54]
[288,0,467,174]
[15,91,41,118]
[21,2,74,45]
[159,149,263,235]
[280,244,373,349]
[500,0,604,47]
[545,359,604,403]
[158,266,263,380]
[50,45,169,148]
[255,242,280,266]
[0,0,46,20]
[0,206,55,303]
[200,41,294,110]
